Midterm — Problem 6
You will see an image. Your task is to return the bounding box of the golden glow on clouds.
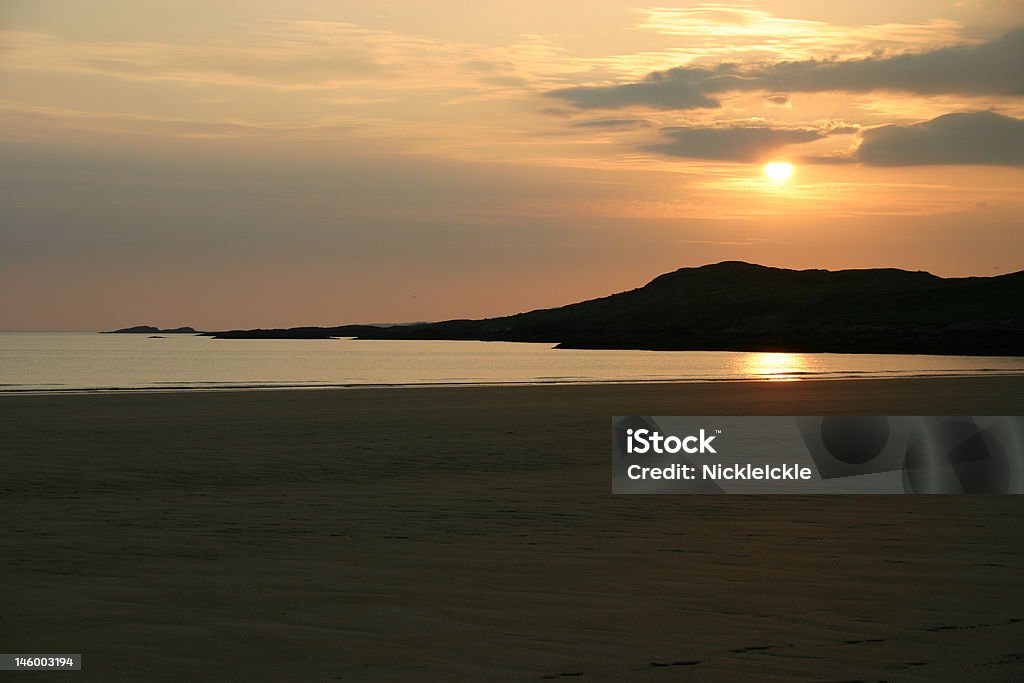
[3,1,1024,332]
[0,2,1022,223]
[633,7,970,61]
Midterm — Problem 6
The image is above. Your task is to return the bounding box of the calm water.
[2,332,1023,393]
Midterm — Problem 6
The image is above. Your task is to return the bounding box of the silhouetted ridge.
[206,262,1024,356]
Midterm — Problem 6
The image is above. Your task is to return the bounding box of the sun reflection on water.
[742,352,807,381]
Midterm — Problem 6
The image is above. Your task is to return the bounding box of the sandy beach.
[3,377,1023,681]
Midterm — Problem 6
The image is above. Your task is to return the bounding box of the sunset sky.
[2,0,1023,330]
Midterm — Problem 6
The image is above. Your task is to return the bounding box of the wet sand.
[2,377,1023,681]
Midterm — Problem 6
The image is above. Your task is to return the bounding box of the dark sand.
[3,377,1023,681]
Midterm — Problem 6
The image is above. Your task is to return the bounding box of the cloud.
[753,29,1024,97]
[646,125,822,162]
[0,27,391,90]
[570,118,652,130]
[546,28,1024,110]
[0,22,560,94]
[764,94,791,107]
[856,111,1024,166]
[822,121,861,135]
[536,108,579,121]
[547,66,728,110]
[633,7,969,61]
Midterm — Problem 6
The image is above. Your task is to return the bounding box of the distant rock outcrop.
[103,325,199,334]
[203,262,1024,356]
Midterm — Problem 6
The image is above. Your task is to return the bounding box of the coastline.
[3,369,1024,396]
[3,375,1023,681]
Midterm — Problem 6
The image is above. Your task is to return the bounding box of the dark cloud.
[755,29,1024,97]
[570,118,652,129]
[764,94,790,106]
[801,154,856,165]
[536,107,576,118]
[546,28,1024,110]
[856,111,1024,166]
[647,125,822,162]
[546,66,733,110]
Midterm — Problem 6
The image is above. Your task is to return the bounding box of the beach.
[3,377,1023,681]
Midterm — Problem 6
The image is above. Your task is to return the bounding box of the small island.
[102,325,200,334]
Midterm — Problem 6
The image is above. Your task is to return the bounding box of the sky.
[1,0,1023,330]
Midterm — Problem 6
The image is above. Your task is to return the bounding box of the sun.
[763,161,794,181]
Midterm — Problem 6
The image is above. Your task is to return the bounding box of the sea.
[2,332,1023,394]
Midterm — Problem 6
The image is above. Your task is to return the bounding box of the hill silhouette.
[208,262,1024,356]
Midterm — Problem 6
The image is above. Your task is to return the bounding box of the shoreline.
[4,369,1024,397]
